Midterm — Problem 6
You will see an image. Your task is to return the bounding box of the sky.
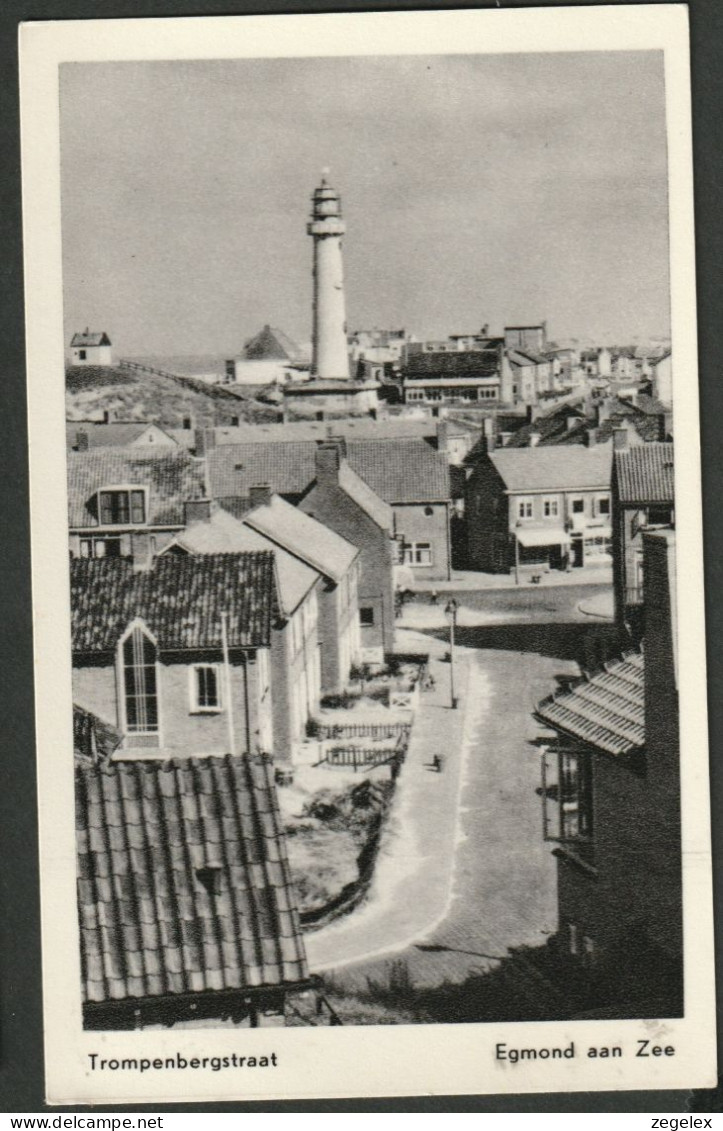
[60,52,670,357]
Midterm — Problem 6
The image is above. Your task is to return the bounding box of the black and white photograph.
[20,4,716,1104]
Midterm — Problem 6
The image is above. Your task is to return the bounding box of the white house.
[69,330,113,367]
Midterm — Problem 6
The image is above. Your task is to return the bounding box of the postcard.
[20,3,716,1105]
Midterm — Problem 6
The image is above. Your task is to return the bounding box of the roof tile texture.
[68,450,206,528]
[537,652,645,756]
[614,442,675,503]
[76,754,308,1004]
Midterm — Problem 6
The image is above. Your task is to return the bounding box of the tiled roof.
[404,350,500,379]
[244,495,359,584]
[70,553,275,653]
[614,442,675,503]
[490,446,612,492]
[347,440,451,503]
[213,417,473,444]
[169,509,318,618]
[68,450,206,528]
[71,331,111,348]
[243,325,302,361]
[536,652,645,756]
[67,422,178,450]
[76,754,308,1005]
[209,439,451,505]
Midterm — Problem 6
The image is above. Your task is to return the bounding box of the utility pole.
[445,598,459,709]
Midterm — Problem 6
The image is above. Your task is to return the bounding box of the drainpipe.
[221,613,238,758]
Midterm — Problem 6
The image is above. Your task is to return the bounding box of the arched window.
[120,624,159,735]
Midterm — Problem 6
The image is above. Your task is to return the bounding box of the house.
[504,324,547,354]
[611,439,675,638]
[67,450,207,560]
[465,446,613,574]
[207,434,453,582]
[67,421,179,452]
[503,395,670,450]
[505,349,553,403]
[160,505,323,757]
[650,349,672,408]
[348,328,409,363]
[535,528,680,1015]
[225,324,310,386]
[299,443,396,664]
[402,342,508,407]
[69,329,113,367]
[76,752,309,1029]
[242,492,361,691]
[70,552,278,760]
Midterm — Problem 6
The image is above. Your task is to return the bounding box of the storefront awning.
[515,526,570,548]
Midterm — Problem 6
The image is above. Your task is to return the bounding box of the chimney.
[315,441,344,485]
[436,420,449,455]
[249,484,272,510]
[184,499,212,525]
[131,531,154,572]
[529,432,541,448]
[526,404,540,424]
[277,407,288,424]
[76,429,89,452]
[585,429,597,448]
[566,416,577,431]
[612,426,629,451]
[483,416,495,440]
[102,410,110,424]
[195,427,216,457]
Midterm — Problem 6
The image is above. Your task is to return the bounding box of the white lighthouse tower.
[307,170,350,380]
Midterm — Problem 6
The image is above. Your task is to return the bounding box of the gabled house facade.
[70,552,277,760]
[69,329,113,367]
[535,528,681,1015]
[465,446,613,575]
[67,421,179,452]
[611,440,675,639]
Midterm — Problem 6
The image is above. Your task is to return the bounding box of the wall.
[271,590,321,760]
[300,486,395,656]
[465,457,509,571]
[393,502,450,581]
[72,650,260,758]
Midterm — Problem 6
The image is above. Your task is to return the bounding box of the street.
[308,582,616,1011]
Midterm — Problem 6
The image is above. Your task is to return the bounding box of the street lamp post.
[445,598,458,709]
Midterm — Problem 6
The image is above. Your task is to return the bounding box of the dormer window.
[98,488,146,526]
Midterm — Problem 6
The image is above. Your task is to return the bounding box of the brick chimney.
[436,420,449,455]
[195,427,216,456]
[184,499,212,525]
[315,440,345,484]
[76,429,89,452]
[612,426,629,451]
[131,531,154,572]
[249,484,272,510]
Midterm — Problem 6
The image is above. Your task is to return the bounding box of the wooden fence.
[318,721,411,741]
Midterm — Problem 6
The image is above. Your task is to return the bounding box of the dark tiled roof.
[243,324,302,362]
[76,754,308,1004]
[71,331,111,347]
[614,442,675,503]
[68,450,206,528]
[347,440,451,503]
[209,439,451,505]
[70,553,274,653]
[66,422,177,450]
[404,350,500,379]
[536,652,645,756]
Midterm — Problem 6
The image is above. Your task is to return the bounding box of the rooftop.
[614,442,675,503]
[70,552,275,653]
[169,508,318,618]
[536,652,645,757]
[71,330,111,348]
[76,754,307,1006]
[244,495,359,584]
[489,446,613,492]
[405,351,500,379]
[66,421,178,450]
[67,450,206,529]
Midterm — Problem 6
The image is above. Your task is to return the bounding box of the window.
[120,624,159,736]
[98,488,146,526]
[401,542,433,567]
[360,607,375,627]
[190,664,222,712]
[517,498,533,520]
[597,495,611,517]
[648,503,673,526]
[543,496,560,518]
[79,536,122,559]
[541,748,594,862]
[79,349,87,360]
[571,498,584,514]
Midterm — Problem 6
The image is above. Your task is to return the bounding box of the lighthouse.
[307,170,351,380]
